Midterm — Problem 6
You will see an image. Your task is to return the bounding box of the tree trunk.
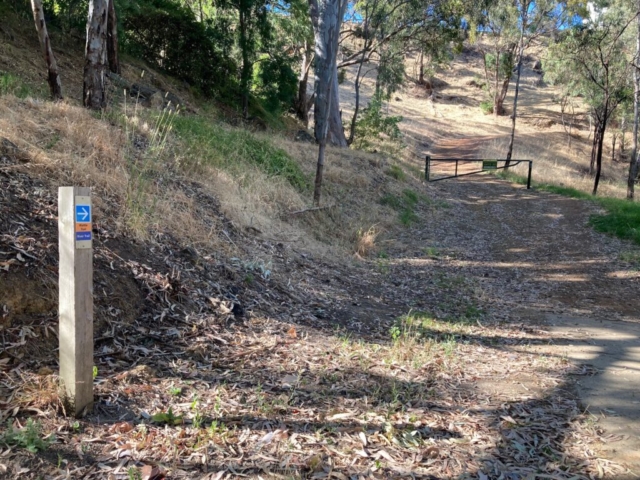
[347,48,367,145]
[628,1,640,199]
[83,0,108,109]
[621,116,626,156]
[327,68,347,146]
[418,50,425,85]
[30,0,62,100]
[590,120,599,175]
[239,9,251,120]
[314,140,327,205]
[295,43,313,126]
[506,36,525,166]
[612,133,617,162]
[309,0,346,204]
[494,76,510,117]
[593,122,606,195]
[106,0,119,74]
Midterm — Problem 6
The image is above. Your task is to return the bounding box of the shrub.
[121,0,237,98]
[355,92,403,149]
[0,419,53,453]
[252,55,298,116]
[480,100,493,115]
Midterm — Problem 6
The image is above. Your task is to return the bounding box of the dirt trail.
[426,137,640,471]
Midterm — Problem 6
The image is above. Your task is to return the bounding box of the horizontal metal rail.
[425,157,533,189]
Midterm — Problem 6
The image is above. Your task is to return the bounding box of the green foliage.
[172,115,308,190]
[0,419,53,453]
[354,92,403,149]
[479,100,493,115]
[128,467,142,480]
[380,189,421,226]
[484,52,514,82]
[376,42,406,100]
[151,407,184,425]
[0,73,33,98]
[385,165,406,181]
[338,68,348,85]
[252,55,298,115]
[544,16,632,120]
[121,0,237,98]
[590,198,640,245]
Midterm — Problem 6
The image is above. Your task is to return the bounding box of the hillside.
[2,6,640,480]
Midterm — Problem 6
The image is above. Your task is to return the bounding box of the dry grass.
[0,92,410,262]
[354,225,380,257]
[479,135,630,198]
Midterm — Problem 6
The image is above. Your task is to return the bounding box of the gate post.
[527,161,532,189]
[425,155,431,181]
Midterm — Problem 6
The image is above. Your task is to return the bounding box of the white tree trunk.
[309,0,346,204]
[309,0,347,149]
[83,0,108,109]
[30,0,62,100]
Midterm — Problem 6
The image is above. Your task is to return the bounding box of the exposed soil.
[428,137,640,474]
[2,133,640,478]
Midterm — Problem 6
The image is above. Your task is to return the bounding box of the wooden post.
[58,187,94,416]
[425,155,431,181]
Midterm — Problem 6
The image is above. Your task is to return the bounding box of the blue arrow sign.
[75,205,91,223]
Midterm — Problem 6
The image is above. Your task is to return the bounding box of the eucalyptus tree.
[214,0,272,119]
[478,0,520,116]
[545,6,633,195]
[504,0,557,164]
[30,0,63,99]
[84,0,108,109]
[308,0,348,203]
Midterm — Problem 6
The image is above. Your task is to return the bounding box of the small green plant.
[151,407,184,425]
[169,386,183,396]
[190,396,204,428]
[385,165,406,181]
[423,246,439,258]
[231,258,272,280]
[92,366,98,379]
[0,419,53,453]
[128,467,142,480]
[479,100,493,115]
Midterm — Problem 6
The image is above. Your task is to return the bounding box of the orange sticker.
[76,222,91,233]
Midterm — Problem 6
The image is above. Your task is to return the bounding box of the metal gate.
[425,156,533,189]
